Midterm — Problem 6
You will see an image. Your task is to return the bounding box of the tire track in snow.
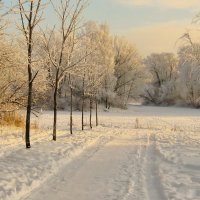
[144,134,167,200]
[108,133,148,200]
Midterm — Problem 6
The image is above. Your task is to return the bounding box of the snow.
[0,105,200,200]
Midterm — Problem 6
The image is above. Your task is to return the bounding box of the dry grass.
[30,120,38,129]
[0,112,38,129]
[0,112,24,127]
[135,118,141,129]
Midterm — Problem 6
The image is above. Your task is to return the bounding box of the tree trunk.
[81,96,84,131]
[95,99,98,126]
[105,97,108,109]
[123,75,126,106]
[25,64,32,149]
[53,70,59,141]
[126,81,133,107]
[82,73,85,131]
[25,33,33,149]
[81,75,85,131]
[90,98,92,129]
[70,86,73,135]
[105,78,108,109]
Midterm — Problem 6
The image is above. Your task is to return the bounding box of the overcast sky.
[4,0,200,56]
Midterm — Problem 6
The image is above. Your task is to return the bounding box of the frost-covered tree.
[86,22,116,109]
[114,36,145,108]
[71,22,146,114]
[69,21,111,129]
[81,22,115,127]
[86,22,112,125]
[18,0,44,148]
[143,53,178,105]
[0,1,24,114]
[0,40,26,113]
[178,42,200,108]
[42,0,87,139]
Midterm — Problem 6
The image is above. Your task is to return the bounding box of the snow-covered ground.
[0,105,200,200]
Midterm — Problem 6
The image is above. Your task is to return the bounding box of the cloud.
[122,21,200,56]
[116,0,200,8]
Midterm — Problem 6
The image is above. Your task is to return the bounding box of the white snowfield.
[0,105,200,200]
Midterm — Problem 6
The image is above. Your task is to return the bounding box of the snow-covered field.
[0,105,200,200]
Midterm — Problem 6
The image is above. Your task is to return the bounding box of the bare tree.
[42,0,87,140]
[18,0,44,148]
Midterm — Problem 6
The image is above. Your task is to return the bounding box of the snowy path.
[23,134,150,200]
[1,106,200,200]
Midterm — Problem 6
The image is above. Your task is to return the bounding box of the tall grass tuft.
[0,112,24,127]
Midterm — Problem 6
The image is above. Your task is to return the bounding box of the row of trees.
[0,0,145,148]
[143,34,200,108]
[2,1,199,149]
